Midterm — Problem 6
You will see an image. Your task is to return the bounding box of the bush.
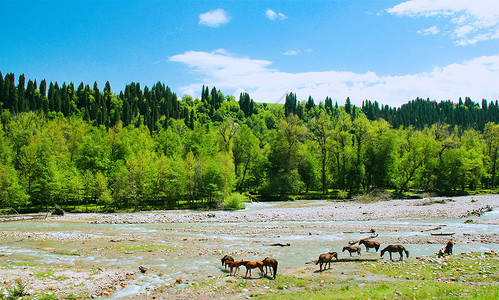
[223,193,246,210]
[337,190,348,200]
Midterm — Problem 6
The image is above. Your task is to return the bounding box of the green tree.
[395,128,439,193]
[232,124,260,191]
[308,112,333,194]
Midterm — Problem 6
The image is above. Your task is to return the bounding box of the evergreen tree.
[284,92,297,117]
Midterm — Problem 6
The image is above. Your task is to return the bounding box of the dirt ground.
[0,194,498,299]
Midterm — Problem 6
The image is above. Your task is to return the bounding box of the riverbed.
[0,194,498,299]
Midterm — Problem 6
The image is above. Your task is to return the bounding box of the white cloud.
[170,50,499,107]
[266,9,287,20]
[387,0,499,45]
[284,50,300,55]
[418,25,440,35]
[199,9,230,27]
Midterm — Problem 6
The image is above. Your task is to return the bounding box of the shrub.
[223,193,246,210]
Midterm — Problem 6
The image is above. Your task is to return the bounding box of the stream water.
[1,201,498,298]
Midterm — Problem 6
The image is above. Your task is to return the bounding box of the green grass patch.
[257,281,499,300]
[113,243,178,253]
[52,249,81,256]
[35,269,55,278]
[360,252,499,283]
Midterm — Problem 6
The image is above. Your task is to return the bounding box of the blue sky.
[1,0,498,107]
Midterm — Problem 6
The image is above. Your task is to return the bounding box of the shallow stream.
[1,201,498,298]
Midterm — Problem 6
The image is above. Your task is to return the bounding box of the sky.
[1,0,499,107]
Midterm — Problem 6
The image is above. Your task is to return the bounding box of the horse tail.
[404,248,410,258]
[273,261,278,279]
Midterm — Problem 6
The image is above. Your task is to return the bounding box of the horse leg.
[399,250,403,261]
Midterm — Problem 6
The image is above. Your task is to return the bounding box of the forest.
[1,71,499,212]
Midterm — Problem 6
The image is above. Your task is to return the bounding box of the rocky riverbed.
[0,194,498,299]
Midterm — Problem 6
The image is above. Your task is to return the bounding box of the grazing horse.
[316,252,338,271]
[438,240,454,257]
[221,255,235,269]
[262,257,278,279]
[359,240,380,252]
[241,261,265,278]
[225,260,249,276]
[380,245,410,261]
[342,246,361,256]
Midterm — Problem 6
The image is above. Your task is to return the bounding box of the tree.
[395,128,439,193]
[263,115,307,196]
[232,124,260,191]
[484,122,499,188]
[308,112,333,193]
[217,119,239,153]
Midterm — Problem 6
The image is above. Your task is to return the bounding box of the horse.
[262,257,278,279]
[241,261,264,278]
[380,245,409,261]
[316,252,338,271]
[221,255,235,269]
[225,260,249,276]
[342,246,361,256]
[359,240,380,252]
[438,240,454,257]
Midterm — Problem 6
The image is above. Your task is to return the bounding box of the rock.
[139,266,148,273]
[394,291,403,296]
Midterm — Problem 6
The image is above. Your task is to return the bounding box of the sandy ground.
[0,194,498,299]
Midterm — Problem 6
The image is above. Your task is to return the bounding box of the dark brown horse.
[380,245,409,261]
[262,257,278,279]
[316,252,338,271]
[438,240,454,257]
[359,240,380,252]
[241,261,265,278]
[342,246,361,256]
[221,255,235,269]
[225,260,249,276]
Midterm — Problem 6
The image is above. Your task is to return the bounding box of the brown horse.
[316,252,338,271]
[221,255,235,269]
[438,240,454,257]
[342,246,361,256]
[225,260,249,276]
[359,240,380,252]
[380,245,409,261]
[241,261,264,278]
[262,257,278,279]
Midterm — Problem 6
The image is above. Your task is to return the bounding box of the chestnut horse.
[221,255,235,269]
[241,261,265,278]
[342,246,361,256]
[225,260,249,276]
[359,240,380,252]
[380,245,409,261]
[262,257,278,279]
[316,252,338,271]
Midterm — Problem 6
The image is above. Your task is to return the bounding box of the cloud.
[266,9,287,20]
[169,50,499,107]
[387,0,499,45]
[199,9,230,27]
[284,50,300,55]
[418,25,440,35]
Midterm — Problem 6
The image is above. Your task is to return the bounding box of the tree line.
[0,71,498,212]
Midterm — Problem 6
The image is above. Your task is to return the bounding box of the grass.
[179,251,499,300]
[360,252,499,283]
[258,281,499,300]
[112,243,178,253]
